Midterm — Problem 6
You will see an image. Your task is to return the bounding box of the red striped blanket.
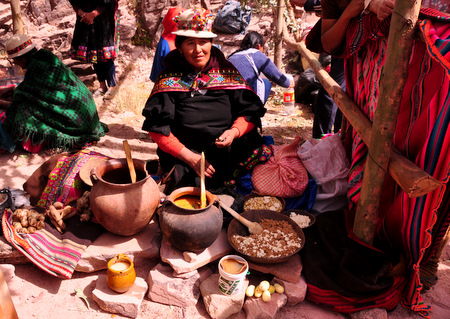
[304,9,450,319]
[1,150,107,278]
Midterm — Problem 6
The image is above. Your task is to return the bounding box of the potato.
[246,285,255,297]
[258,280,270,292]
[274,283,284,294]
[262,290,271,302]
[268,285,275,294]
[254,286,263,298]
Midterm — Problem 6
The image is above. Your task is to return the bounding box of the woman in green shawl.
[3,34,108,153]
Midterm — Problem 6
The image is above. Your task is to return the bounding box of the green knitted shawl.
[5,49,108,150]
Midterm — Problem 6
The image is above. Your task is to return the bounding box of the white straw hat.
[172,8,217,38]
[5,34,36,59]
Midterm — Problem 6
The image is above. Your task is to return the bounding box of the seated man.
[2,34,108,153]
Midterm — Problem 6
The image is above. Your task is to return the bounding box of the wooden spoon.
[219,202,263,235]
[123,140,136,183]
[200,152,206,208]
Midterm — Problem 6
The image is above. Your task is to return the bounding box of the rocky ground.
[0,0,449,318]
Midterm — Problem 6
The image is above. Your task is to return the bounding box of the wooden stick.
[0,269,18,319]
[353,0,422,244]
[282,29,441,198]
[274,0,284,68]
[123,140,137,183]
[200,152,206,209]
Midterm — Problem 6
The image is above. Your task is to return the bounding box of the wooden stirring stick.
[200,152,206,208]
[123,140,137,183]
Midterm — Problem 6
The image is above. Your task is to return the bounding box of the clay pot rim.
[164,186,219,212]
[91,158,152,186]
[107,254,134,273]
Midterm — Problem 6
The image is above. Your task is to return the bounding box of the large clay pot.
[159,187,223,252]
[89,158,160,236]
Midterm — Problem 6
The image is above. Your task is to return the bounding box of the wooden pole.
[0,269,19,319]
[10,0,23,35]
[274,0,284,68]
[282,35,441,198]
[353,0,422,244]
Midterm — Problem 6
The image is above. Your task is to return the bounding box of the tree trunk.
[10,0,23,35]
[274,0,284,68]
[353,0,422,244]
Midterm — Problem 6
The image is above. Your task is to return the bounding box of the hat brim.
[8,42,36,59]
[172,30,217,38]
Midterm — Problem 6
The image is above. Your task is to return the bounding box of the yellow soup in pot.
[173,195,207,209]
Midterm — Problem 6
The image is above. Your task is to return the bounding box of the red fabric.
[162,7,182,51]
[251,136,308,198]
[149,131,184,157]
[232,116,255,138]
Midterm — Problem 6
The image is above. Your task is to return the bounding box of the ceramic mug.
[106,253,136,293]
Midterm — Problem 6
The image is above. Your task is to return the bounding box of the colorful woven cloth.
[37,150,109,209]
[1,150,109,278]
[2,209,104,279]
[4,49,108,150]
[303,9,450,319]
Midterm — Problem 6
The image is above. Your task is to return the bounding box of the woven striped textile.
[1,150,108,278]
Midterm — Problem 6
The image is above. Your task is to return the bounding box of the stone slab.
[76,219,161,272]
[248,253,302,283]
[160,229,233,274]
[92,274,148,319]
[200,273,248,319]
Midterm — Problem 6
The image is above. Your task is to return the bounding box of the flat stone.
[147,263,212,308]
[226,309,246,319]
[0,236,29,264]
[248,253,302,283]
[272,275,307,306]
[160,229,234,274]
[0,264,15,282]
[349,308,388,319]
[243,292,287,319]
[76,219,161,272]
[200,274,248,319]
[92,274,148,319]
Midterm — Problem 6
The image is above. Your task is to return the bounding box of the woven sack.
[251,137,308,198]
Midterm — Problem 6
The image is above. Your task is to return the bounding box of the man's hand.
[369,0,395,20]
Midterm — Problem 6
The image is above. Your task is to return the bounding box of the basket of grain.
[227,210,305,264]
[283,209,316,229]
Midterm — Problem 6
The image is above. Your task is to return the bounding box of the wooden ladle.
[200,152,206,208]
[123,140,136,183]
[219,202,263,235]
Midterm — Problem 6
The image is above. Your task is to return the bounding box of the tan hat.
[5,34,36,59]
[172,8,217,38]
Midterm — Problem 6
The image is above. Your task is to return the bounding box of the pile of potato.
[11,208,45,234]
[9,193,93,235]
[246,280,284,302]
